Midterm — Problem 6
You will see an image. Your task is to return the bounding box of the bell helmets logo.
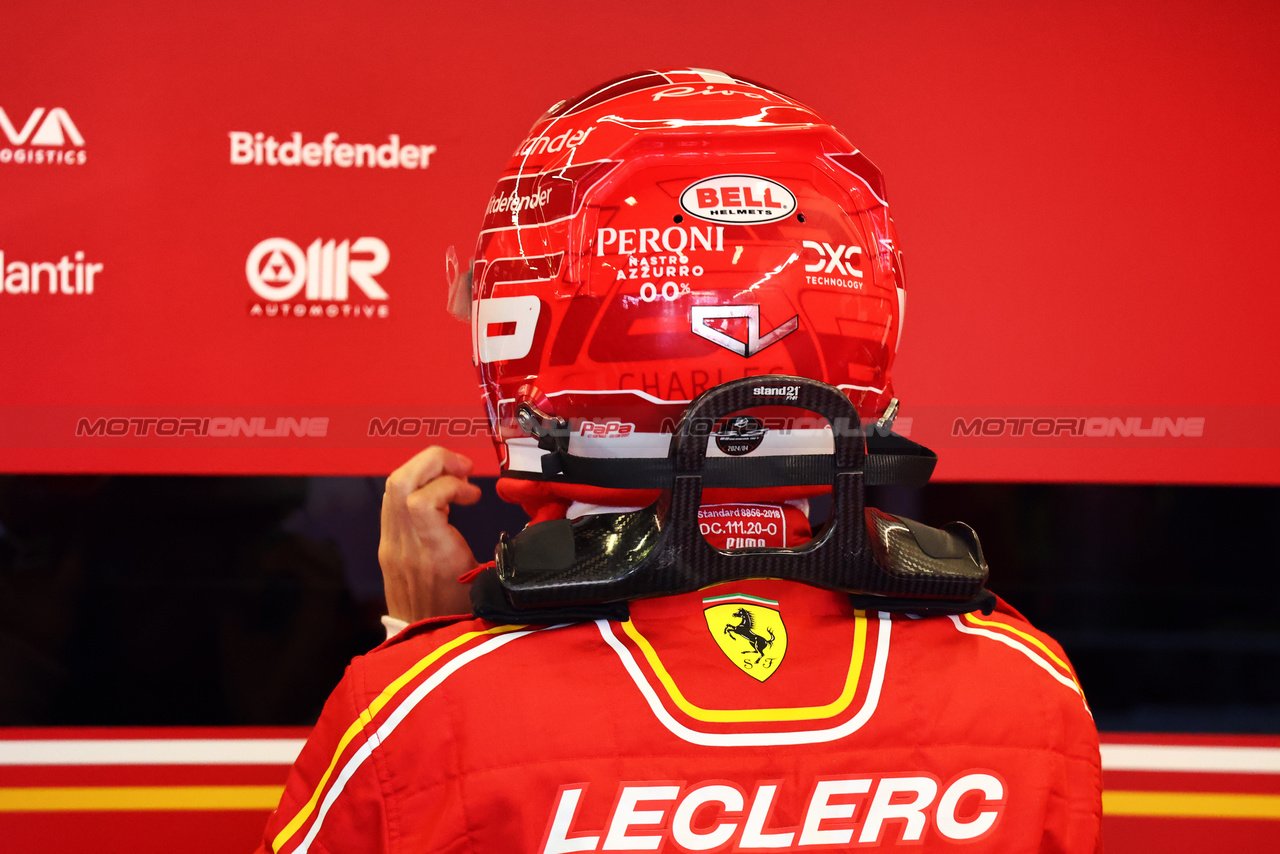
[246,237,390,319]
[0,107,86,165]
[691,304,799,357]
[680,175,796,224]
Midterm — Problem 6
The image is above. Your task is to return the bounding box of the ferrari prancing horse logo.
[703,596,788,682]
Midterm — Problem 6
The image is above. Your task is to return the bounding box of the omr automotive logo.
[0,107,86,165]
[246,237,391,319]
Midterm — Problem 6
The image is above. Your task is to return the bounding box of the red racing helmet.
[461,69,908,509]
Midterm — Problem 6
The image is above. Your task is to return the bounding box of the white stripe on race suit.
[595,612,891,747]
[296,627,553,854]
[947,616,1086,704]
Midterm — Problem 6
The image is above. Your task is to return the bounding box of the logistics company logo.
[680,175,796,224]
[802,240,864,290]
[1,250,101,295]
[703,594,788,681]
[691,304,799,357]
[246,237,390,319]
[714,415,766,456]
[229,132,436,170]
[0,107,86,165]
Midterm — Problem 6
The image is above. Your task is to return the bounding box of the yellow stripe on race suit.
[961,612,1082,689]
[271,623,526,853]
[1104,790,1280,819]
[620,611,867,723]
[0,785,284,811]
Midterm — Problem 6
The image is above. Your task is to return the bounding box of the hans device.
[474,377,993,620]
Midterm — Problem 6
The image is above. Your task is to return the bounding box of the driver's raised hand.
[379,446,482,623]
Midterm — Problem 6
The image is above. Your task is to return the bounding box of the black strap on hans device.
[478,376,991,619]
[502,401,938,489]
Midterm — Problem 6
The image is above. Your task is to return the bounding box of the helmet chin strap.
[473,376,993,622]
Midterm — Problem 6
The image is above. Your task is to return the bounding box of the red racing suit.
[259,502,1102,853]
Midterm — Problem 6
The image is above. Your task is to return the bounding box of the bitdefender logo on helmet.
[229,131,437,170]
[246,237,391,319]
[0,107,86,165]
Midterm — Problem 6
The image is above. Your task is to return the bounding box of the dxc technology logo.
[0,107,86,165]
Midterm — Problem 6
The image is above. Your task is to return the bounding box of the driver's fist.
[378,446,482,623]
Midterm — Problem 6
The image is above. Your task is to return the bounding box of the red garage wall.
[2,0,1278,482]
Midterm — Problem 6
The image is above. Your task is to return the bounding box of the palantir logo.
[0,107,86,165]
[246,237,391,319]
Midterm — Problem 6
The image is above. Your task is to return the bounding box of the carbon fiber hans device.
[494,376,990,611]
